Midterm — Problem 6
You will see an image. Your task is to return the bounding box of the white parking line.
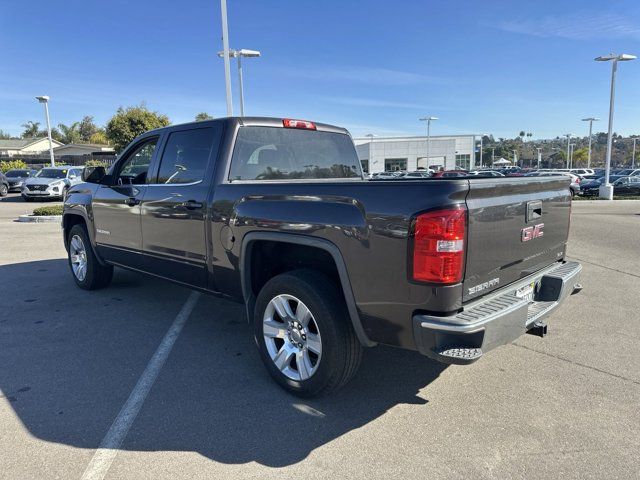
[80,291,201,480]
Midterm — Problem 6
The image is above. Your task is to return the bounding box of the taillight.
[283,118,316,130]
[412,207,466,284]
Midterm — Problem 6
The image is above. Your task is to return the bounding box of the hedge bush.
[85,159,109,168]
[32,205,64,216]
[0,159,28,173]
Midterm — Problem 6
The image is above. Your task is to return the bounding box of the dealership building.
[353,134,477,174]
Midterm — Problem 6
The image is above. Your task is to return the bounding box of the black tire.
[254,269,363,397]
[67,224,113,290]
[0,184,7,197]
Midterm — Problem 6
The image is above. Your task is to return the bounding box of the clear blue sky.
[2,0,639,139]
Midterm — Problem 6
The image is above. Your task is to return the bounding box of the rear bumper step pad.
[413,261,581,365]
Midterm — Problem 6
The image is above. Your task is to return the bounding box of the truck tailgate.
[463,177,571,302]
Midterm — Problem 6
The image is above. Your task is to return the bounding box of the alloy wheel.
[263,294,322,381]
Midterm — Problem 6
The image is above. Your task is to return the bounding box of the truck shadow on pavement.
[0,259,447,468]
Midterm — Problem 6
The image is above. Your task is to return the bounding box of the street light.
[581,117,599,169]
[564,133,572,169]
[595,53,637,199]
[217,48,261,116]
[477,134,487,168]
[632,137,637,169]
[219,0,233,116]
[419,116,438,169]
[35,95,55,167]
[569,143,575,169]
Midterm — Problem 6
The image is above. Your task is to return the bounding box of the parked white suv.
[22,166,84,201]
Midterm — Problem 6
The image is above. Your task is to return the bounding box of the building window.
[384,158,407,172]
[361,159,369,173]
[455,154,470,170]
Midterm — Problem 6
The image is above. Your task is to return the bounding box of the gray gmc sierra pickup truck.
[62,117,582,397]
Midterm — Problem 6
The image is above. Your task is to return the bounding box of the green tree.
[89,130,109,145]
[572,147,588,165]
[78,116,99,141]
[0,129,14,139]
[195,112,213,121]
[21,121,42,138]
[106,105,170,152]
[58,122,82,144]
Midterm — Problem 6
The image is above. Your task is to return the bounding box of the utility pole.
[36,96,55,167]
[595,53,637,199]
[536,147,542,169]
[220,0,233,116]
[564,134,571,169]
[419,116,438,169]
[582,117,599,169]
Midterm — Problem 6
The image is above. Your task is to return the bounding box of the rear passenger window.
[155,128,218,184]
[229,126,361,181]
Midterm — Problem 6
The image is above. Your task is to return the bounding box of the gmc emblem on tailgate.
[521,223,544,242]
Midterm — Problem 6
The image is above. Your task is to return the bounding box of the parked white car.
[22,166,85,201]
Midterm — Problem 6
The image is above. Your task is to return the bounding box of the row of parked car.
[368,167,640,197]
[0,166,85,201]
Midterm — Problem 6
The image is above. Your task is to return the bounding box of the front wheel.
[0,184,7,197]
[254,269,363,397]
[67,224,113,290]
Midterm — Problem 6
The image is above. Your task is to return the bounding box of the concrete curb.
[17,214,62,223]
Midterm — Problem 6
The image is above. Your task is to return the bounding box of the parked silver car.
[22,166,84,201]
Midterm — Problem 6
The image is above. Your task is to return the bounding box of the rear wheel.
[254,269,362,397]
[0,184,7,197]
[67,224,113,290]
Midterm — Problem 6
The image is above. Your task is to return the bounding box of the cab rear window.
[229,126,362,181]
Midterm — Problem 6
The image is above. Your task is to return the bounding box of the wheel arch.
[62,211,107,265]
[240,232,375,347]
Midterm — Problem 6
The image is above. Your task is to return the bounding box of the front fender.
[63,183,101,257]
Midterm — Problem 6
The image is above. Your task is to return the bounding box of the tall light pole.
[564,134,572,169]
[219,0,233,116]
[569,143,575,169]
[419,116,438,168]
[581,117,599,169]
[478,134,487,168]
[35,96,55,167]
[536,147,542,169]
[218,48,261,116]
[492,147,495,164]
[595,53,637,199]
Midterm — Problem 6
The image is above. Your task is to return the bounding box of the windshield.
[36,169,67,179]
[6,170,30,177]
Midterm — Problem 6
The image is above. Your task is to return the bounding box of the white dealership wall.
[354,135,476,173]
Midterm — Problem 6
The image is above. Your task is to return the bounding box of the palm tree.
[58,122,82,144]
[21,121,41,138]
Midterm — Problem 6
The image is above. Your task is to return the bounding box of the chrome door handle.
[182,200,203,210]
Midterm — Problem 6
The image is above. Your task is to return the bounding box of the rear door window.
[155,127,218,184]
[229,126,362,181]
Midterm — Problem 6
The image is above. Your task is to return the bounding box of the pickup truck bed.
[63,117,581,396]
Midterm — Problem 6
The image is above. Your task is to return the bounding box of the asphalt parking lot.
[1,194,639,480]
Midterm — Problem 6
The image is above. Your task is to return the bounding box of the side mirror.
[82,166,106,183]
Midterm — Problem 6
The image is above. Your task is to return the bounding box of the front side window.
[155,128,218,184]
[229,127,361,181]
[117,138,158,184]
